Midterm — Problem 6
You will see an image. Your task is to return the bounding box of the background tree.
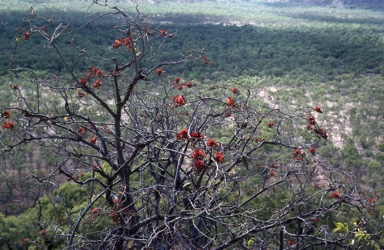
[0,1,379,249]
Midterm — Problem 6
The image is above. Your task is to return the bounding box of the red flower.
[309,147,316,156]
[3,121,14,129]
[23,238,29,243]
[90,136,97,144]
[214,151,225,163]
[194,160,206,172]
[78,78,88,85]
[2,110,11,118]
[307,115,316,128]
[314,128,328,139]
[191,149,206,160]
[124,37,131,46]
[112,39,123,49]
[24,32,30,40]
[91,207,99,214]
[203,55,208,64]
[207,138,216,147]
[314,106,323,113]
[288,240,295,245]
[78,126,87,136]
[185,81,192,88]
[175,77,180,84]
[231,87,239,95]
[93,79,102,90]
[198,132,204,139]
[269,170,275,177]
[190,131,204,139]
[160,29,167,36]
[156,68,163,76]
[292,148,306,160]
[332,191,340,198]
[227,97,234,106]
[369,197,375,204]
[172,95,186,107]
[95,69,103,77]
[176,128,188,140]
[267,121,274,128]
[177,84,183,90]
[77,90,86,98]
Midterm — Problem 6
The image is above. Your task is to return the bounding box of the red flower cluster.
[185,81,193,88]
[227,97,234,106]
[78,126,87,136]
[292,148,306,161]
[78,67,104,90]
[214,151,225,163]
[112,37,132,49]
[309,147,316,156]
[93,79,102,90]
[231,87,239,95]
[190,131,204,139]
[77,90,86,98]
[176,128,188,140]
[172,95,186,107]
[307,115,328,139]
[160,29,168,36]
[267,121,274,128]
[171,77,193,89]
[156,68,163,76]
[90,136,97,144]
[78,78,88,85]
[207,138,219,147]
[369,197,375,204]
[314,106,323,113]
[1,110,10,118]
[332,191,340,198]
[307,115,316,128]
[288,240,295,245]
[314,128,328,139]
[23,32,30,40]
[194,160,206,173]
[191,149,206,160]
[191,149,207,172]
[3,121,14,129]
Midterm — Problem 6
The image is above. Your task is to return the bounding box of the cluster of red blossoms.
[191,149,207,173]
[227,97,234,106]
[307,113,328,139]
[292,148,306,161]
[23,31,30,40]
[77,67,104,92]
[2,110,14,129]
[207,138,219,148]
[156,68,163,76]
[176,128,204,140]
[78,126,87,135]
[171,77,193,90]
[111,37,132,50]
[172,95,186,107]
[213,151,225,163]
[332,191,340,198]
[231,87,240,95]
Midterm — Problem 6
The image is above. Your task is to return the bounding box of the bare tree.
[0,1,376,249]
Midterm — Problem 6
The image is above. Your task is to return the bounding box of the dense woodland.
[0,0,384,249]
